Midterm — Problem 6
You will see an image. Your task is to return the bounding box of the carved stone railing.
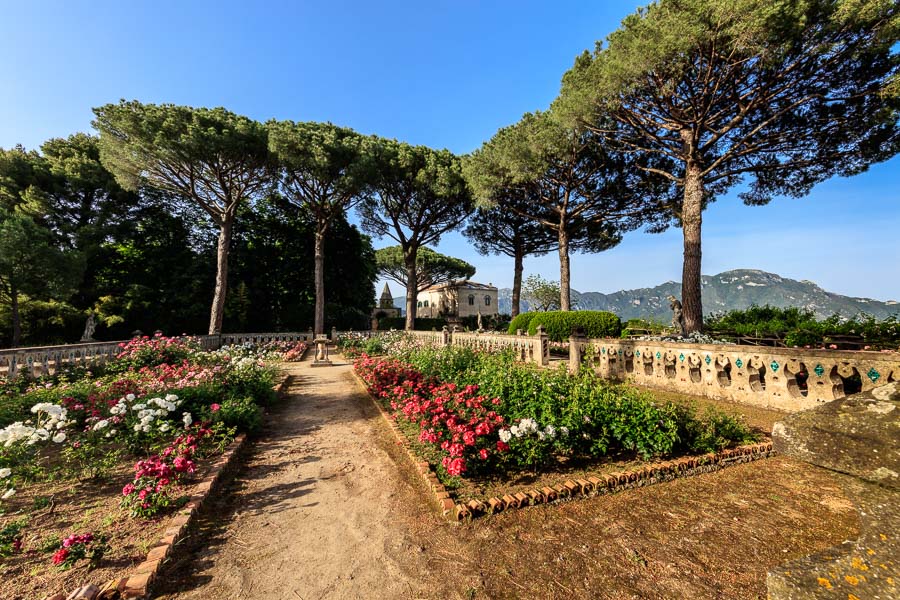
[217,331,315,346]
[571,338,900,412]
[0,340,127,379]
[0,332,317,378]
[451,331,549,367]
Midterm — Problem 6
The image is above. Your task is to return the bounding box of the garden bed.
[0,337,305,600]
[352,344,768,519]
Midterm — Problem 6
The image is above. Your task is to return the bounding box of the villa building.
[416,280,499,320]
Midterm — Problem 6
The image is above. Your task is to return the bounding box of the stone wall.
[576,338,900,412]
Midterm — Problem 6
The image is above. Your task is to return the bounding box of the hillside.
[493,269,899,321]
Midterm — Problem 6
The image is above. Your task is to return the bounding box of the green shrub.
[507,312,538,334]
[621,318,667,337]
[214,396,263,432]
[526,311,622,341]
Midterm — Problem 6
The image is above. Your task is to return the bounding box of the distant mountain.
[495,269,900,321]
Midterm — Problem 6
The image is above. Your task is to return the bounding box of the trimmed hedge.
[378,316,448,331]
[507,312,538,335]
[526,310,622,342]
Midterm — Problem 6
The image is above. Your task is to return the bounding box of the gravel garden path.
[155,358,439,600]
[156,353,858,600]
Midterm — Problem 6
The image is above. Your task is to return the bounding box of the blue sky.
[1,0,898,301]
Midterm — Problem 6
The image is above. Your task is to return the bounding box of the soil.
[1,460,211,600]
[154,355,859,600]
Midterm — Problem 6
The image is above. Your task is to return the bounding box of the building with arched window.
[415,280,499,319]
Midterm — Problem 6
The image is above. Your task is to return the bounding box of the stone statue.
[667,295,685,337]
[80,313,96,342]
[477,310,483,332]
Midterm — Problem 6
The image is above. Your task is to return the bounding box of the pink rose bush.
[354,355,507,478]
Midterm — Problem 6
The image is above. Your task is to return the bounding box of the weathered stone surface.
[768,382,899,599]
[772,382,899,489]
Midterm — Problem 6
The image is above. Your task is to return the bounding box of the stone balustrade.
[451,331,549,366]
[0,332,317,378]
[218,331,315,346]
[0,340,126,379]
[571,337,900,412]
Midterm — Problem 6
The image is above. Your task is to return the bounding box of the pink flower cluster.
[52,533,94,566]
[354,355,506,478]
[138,360,221,392]
[121,428,209,516]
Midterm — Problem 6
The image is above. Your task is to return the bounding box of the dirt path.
[156,359,437,600]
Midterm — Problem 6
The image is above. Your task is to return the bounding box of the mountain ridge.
[499,269,899,321]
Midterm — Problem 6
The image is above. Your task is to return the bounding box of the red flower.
[52,548,69,565]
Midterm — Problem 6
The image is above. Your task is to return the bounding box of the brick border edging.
[43,372,292,600]
[349,365,774,523]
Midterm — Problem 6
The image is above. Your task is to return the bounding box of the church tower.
[379,283,395,309]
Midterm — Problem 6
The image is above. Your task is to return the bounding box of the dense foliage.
[507,312,539,335]
[705,305,900,348]
[526,310,622,341]
[356,345,756,482]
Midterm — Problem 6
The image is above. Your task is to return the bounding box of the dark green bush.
[526,311,622,341]
[507,312,538,334]
[214,396,263,432]
[378,316,447,331]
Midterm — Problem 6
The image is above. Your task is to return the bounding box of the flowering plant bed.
[354,346,765,517]
[0,335,292,599]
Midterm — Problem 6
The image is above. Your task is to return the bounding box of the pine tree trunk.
[404,251,417,330]
[10,284,21,348]
[558,227,571,311]
[511,248,524,318]
[208,218,233,335]
[314,226,326,335]
[681,162,704,333]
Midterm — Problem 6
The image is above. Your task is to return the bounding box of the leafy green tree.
[521,274,562,312]
[268,121,371,334]
[0,145,49,217]
[92,101,272,334]
[463,190,558,317]
[375,245,475,297]
[0,210,81,346]
[228,197,376,331]
[465,110,663,311]
[358,140,472,329]
[559,0,900,332]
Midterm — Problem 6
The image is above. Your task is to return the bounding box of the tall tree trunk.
[511,247,524,318]
[10,284,21,348]
[404,250,417,331]
[681,161,704,333]
[313,224,326,335]
[558,227,571,311]
[208,218,233,335]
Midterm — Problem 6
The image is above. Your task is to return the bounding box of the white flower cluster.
[499,418,569,443]
[0,403,72,447]
[109,392,190,434]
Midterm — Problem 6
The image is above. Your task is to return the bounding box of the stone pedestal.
[767,382,898,598]
[310,335,332,367]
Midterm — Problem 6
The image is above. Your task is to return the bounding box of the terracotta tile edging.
[350,366,775,523]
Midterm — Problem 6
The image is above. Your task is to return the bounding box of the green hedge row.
[524,310,622,342]
[507,312,539,335]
